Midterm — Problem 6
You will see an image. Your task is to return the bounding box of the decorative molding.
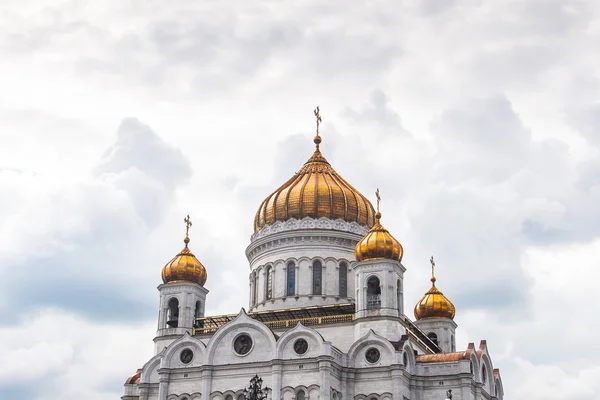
[250,217,369,242]
[247,233,361,264]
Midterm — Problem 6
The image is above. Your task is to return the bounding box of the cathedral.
[122,110,505,400]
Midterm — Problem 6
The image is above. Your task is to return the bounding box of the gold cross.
[184,214,192,237]
[314,106,322,137]
[430,255,436,279]
[375,188,381,213]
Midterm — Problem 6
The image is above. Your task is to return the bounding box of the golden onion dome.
[161,215,207,286]
[414,257,455,320]
[254,122,375,232]
[355,205,403,261]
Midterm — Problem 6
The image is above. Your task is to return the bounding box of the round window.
[180,348,193,364]
[233,334,253,355]
[365,347,381,363]
[293,338,309,355]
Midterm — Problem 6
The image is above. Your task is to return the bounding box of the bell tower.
[413,257,457,353]
[155,215,209,353]
[353,190,406,338]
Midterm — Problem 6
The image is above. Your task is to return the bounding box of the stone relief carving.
[250,217,369,242]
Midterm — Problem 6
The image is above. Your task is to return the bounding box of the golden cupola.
[355,189,403,261]
[254,107,376,232]
[161,215,207,286]
[414,257,455,320]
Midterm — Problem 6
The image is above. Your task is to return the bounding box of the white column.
[201,368,213,399]
[158,371,169,400]
[319,360,331,400]
[272,362,283,400]
[295,264,300,296]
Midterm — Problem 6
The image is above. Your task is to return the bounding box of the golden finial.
[430,255,436,286]
[314,106,322,149]
[184,214,192,247]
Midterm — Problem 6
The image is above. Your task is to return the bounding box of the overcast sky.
[1,1,599,399]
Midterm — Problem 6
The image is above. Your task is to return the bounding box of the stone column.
[319,360,332,400]
[158,371,170,400]
[340,370,348,400]
[346,370,355,400]
[272,361,283,400]
[201,368,213,400]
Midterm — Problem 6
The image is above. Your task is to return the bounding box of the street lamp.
[243,375,270,400]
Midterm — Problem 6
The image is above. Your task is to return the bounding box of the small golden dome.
[414,257,455,320]
[355,210,403,261]
[161,215,207,286]
[254,122,375,232]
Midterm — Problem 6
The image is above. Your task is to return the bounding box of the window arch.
[266,266,274,300]
[313,261,322,295]
[194,300,202,318]
[225,395,233,400]
[451,334,455,352]
[367,276,381,309]
[287,262,295,296]
[297,390,306,400]
[252,271,258,305]
[427,332,438,346]
[339,262,347,297]
[482,364,487,384]
[396,279,402,312]
[166,298,179,328]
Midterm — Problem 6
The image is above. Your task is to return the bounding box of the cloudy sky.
[1,0,599,398]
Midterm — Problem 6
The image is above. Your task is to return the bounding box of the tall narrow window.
[194,300,202,318]
[266,266,273,300]
[339,262,347,297]
[396,279,402,312]
[287,262,295,296]
[166,298,179,328]
[313,261,322,295]
[297,391,305,400]
[367,276,381,309]
[252,271,258,305]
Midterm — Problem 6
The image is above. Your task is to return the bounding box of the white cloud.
[1,0,600,399]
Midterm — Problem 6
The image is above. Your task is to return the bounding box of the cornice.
[246,226,364,264]
[250,217,369,242]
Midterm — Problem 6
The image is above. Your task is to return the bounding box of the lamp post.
[243,375,270,400]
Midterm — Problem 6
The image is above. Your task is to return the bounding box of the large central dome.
[254,136,376,232]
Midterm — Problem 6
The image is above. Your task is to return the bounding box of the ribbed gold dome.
[414,276,455,320]
[254,136,375,232]
[355,211,403,261]
[161,216,207,286]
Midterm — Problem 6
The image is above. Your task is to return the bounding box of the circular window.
[233,334,253,355]
[365,347,381,363]
[293,338,309,355]
[180,348,193,364]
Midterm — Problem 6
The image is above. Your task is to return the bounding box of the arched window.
[287,262,295,296]
[367,276,381,309]
[194,300,202,318]
[225,395,233,400]
[166,298,179,328]
[396,279,402,312]
[482,365,487,384]
[339,262,347,297]
[451,334,455,352]
[252,271,258,305]
[427,332,438,346]
[470,360,474,375]
[313,261,322,295]
[297,390,306,400]
[266,266,274,300]
[238,395,245,400]
[403,351,409,366]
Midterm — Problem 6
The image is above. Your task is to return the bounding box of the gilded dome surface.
[414,277,455,320]
[355,211,403,261]
[161,216,207,286]
[254,137,375,232]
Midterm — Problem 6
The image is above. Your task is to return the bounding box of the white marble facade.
[123,218,504,400]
